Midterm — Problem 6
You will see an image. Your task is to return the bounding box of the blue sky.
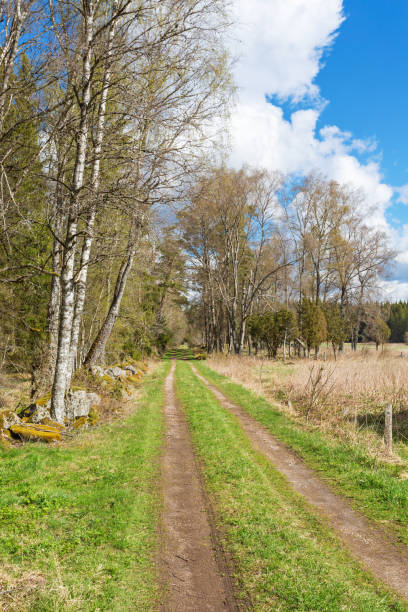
[229,0,408,299]
[317,0,408,225]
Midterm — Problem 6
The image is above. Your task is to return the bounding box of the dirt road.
[191,364,408,602]
[160,363,238,611]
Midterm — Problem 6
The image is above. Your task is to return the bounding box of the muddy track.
[191,364,408,602]
[160,363,238,611]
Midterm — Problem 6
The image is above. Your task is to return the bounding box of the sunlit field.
[207,343,408,461]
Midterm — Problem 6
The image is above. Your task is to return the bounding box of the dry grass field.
[207,344,408,462]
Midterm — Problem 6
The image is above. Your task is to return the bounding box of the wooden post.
[384,404,393,454]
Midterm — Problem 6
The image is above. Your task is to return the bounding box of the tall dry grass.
[207,350,408,460]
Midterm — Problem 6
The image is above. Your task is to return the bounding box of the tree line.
[180,167,395,356]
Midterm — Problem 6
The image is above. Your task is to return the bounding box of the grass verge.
[175,361,407,611]
[0,361,170,612]
[194,361,408,546]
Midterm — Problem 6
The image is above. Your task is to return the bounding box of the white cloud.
[230,102,392,229]
[396,184,408,205]
[380,280,408,302]
[228,0,408,299]
[231,0,344,102]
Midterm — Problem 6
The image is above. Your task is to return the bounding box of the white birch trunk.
[0,1,24,133]
[69,1,118,375]
[47,215,63,372]
[51,4,95,422]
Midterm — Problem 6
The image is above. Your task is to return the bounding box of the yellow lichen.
[41,417,65,431]
[10,424,62,442]
[73,416,88,430]
[35,392,52,407]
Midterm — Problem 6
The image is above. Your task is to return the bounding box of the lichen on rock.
[35,392,52,407]
[73,416,88,430]
[41,417,65,431]
[66,389,101,421]
[30,405,51,424]
[10,423,62,442]
[0,409,21,430]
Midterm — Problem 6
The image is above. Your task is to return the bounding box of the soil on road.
[160,363,238,611]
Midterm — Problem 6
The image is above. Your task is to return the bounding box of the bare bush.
[303,364,336,420]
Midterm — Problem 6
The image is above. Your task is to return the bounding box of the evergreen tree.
[387,302,408,342]
[323,302,349,358]
[300,299,327,357]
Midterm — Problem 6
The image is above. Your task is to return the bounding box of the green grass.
[163,347,195,360]
[163,346,208,360]
[194,361,408,546]
[0,361,170,611]
[175,361,406,611]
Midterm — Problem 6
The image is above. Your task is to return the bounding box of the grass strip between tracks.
[194,360,408,546]
[0,361,170,612]
[175,360,407,611]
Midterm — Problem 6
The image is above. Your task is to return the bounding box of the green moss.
[73,417,88,430]
[35,392,52,407]
[88,405,100,426]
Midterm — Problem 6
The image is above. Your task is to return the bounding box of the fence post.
[384,403,393,454]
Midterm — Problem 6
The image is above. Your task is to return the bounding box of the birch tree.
[83,0,233,366]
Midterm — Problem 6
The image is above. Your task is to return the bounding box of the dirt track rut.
[191,364,408,602]
[160,363,237,611]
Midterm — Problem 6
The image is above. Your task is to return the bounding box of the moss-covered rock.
[10,423,62,442]
[127,374,142,387]
[1,427,13,441]
[41,417,65,431]
[0,409,21,430]
[17,404,37,419]
[105,366,128,378]
[30,405,51,424]
[18,392,51,420]
[66,389,100,421]
[73,416,88,430]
